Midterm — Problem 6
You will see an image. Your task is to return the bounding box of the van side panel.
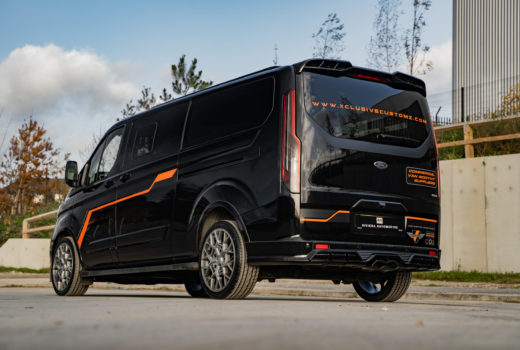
[172,69,295,258]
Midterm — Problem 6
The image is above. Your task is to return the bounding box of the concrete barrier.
[0,239,50,270]
[440,153,520,272]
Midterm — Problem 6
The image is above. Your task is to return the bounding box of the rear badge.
[373,161,388,170]
[407,230,425,244]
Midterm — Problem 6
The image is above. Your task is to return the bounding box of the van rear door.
[298,70,439,248]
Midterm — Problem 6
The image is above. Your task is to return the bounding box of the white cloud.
[0,44,139,162]
[422,41,452,94]
[0,44,138,116]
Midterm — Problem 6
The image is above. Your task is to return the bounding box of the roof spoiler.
[294,59,427,96]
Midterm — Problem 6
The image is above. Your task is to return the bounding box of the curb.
[1,279,519,303]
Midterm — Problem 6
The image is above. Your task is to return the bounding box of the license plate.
[353,214,404,234]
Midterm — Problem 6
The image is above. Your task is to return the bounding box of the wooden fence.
[22,210,58,239]
[434,115,520,158]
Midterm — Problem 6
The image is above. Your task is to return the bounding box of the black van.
[51,59,440,302]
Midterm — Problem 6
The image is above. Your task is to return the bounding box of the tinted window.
[303,72,430,147]
[125,102,188,168]
[184,77,274,148]
[85,127,124,185]
[133,123,157,158]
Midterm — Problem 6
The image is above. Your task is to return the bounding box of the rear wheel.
[199,220,258,299]
[51,236,90,296]
[353,271,411,302]
[184,281,208,298]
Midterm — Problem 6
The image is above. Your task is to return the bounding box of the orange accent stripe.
[406,216,438,223]
[301,210,350,223]
[77,168,177,248]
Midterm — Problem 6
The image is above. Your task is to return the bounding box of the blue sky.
[0,0,452,161]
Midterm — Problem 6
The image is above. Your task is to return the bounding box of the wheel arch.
[189,180,258,249]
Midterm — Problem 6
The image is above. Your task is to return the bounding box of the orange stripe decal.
[77,168,177,248]
[406,216,438,223]
[301,210,350,223]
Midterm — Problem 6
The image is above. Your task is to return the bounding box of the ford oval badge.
[374,161,388,170]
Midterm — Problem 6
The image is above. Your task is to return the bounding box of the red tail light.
[282,90,301,193]
[315,244,330,250]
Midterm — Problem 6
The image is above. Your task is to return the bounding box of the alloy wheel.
[52,242,74,292]
[200,227,236,292]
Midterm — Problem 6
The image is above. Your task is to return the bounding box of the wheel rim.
[52,242,74,292]
[200,228,236,292]
[357,280,388,295]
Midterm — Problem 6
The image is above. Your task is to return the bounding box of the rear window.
[303,72,431,147]
[183,77,274,148]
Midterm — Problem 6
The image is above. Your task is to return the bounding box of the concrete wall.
[440,153,520,272]
[0,239,50,270]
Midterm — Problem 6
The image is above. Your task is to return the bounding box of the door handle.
[119,173,132,183]
[104,179,115,189]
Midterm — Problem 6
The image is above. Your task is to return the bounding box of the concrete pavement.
[1,272,519,303]
[1,287,519,350]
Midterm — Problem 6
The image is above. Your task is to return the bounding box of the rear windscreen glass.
[303,72,431,147]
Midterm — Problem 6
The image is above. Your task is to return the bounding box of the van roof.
[115,58,427,128]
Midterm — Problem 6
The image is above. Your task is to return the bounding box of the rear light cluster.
[282,90,301,193]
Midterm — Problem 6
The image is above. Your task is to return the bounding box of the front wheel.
[199,220,259,299]
[51,236,90,296]
[353,271,411,302]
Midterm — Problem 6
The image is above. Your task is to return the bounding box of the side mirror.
[65,160,79,187]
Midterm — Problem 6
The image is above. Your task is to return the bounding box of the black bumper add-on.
[247,240,441,272]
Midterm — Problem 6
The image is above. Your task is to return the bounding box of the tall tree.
[312,13,346,59]
[403,0,433,75]
[273,43,279,65]
[171,55,213,96]
[119,55,212,119]
[0,118,66,215]
[367,0,402,72]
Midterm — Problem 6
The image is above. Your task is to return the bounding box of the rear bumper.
[246,240,440,272]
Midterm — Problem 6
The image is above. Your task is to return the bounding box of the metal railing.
[22,210,58,239]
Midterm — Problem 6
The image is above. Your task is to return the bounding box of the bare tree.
[79,126,104,163]
[403,0,433,75]
[367,0,403,72]
[273,44,279,65]
[312,13,346,59]
[120,86,157,119]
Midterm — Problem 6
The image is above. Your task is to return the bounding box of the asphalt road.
[1,288,519,350]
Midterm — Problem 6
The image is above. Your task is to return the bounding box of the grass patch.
[413,271,520,284]
[0,266,49,274]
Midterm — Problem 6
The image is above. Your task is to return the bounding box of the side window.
[125,102,188,168]
[99,128,124,177]
[183,77,274,148]
[85,127,124,185]
[86,142,105,186]
[133,123,157,158]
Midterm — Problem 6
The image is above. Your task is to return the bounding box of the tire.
[51,236,90,296]
[184,281,208,298]
[198,220,259,299]
[353,271,412,302]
